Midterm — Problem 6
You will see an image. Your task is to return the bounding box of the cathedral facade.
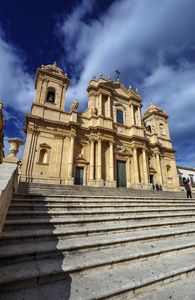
[21,62,180,191]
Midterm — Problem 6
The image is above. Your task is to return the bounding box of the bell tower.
[32,62,70,115]
[142,100,172,148]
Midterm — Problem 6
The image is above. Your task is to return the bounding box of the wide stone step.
[8,202,195,212]
[4,212,195,231]
[128,275,195,300]
[1,181,194,299]
[13,193,190,201]
[12,195,195,206]
[1,274,195,300]
[1,226,195,265]
[17,183,187,198]
[17,191,188,199]
[6,207,195,220]
[0,247,194,297]
[2,218,195,244]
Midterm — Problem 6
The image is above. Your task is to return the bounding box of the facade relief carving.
[54,133,65,139]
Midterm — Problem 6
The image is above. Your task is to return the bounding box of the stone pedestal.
[66,177,74,185]
[70,109,78,122]
[87,179,96,187]
[96,179,104,187]
[105,180,116,188]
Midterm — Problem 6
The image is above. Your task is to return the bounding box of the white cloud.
[141,59,195,134]
[59,0,195,112]
[1,0,195,167]
[140,57,195,167]
[58,0,195,167]
[0,30,35,114]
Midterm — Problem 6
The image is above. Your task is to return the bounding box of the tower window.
[117,110,123,125]
[167,166,171,177]
[46,91,55,103]
[159,123,164,134]
[39,149,48,163]
[146,125,152,133]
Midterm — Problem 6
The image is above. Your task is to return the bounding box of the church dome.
[143,100,165,115]
[41,61,66,76]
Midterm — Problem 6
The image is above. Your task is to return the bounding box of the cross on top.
[115,69,121,79]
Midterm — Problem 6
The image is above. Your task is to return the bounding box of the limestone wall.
[0,163,19,235]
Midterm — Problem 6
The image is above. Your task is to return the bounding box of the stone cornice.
[24,114,80,132]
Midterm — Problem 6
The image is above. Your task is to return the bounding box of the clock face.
[119,127,123,133]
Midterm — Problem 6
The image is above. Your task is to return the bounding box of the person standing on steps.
[183,177,192,198]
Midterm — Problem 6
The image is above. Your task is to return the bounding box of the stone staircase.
[0,182,195,300]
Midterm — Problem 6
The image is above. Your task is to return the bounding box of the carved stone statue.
[91,106,97,115]
[151,125,156,133]
[71,99,79,110]
[121,146,125,152]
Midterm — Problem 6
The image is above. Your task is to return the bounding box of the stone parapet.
[0,163,19,234]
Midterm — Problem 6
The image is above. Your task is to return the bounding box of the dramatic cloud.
[58,0,195,166]
[0,29,35,114]
[141,58,195,166]
[0,26,35,156]
[1,0,195,166]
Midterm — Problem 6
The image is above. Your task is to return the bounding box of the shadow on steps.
[0,184,74,300]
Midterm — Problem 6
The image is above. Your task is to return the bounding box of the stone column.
[156,152,162,184]
[142,148,148,183]
[67,129,76,184]
[51,134,64,179]
[61,84,67,110]
[137,106,141,126]
[89,138,95,180]
[98,93,102,115]
[107,95,111,118]
[97,137,102,180]
[133,147,139,182]
[131,105,135,125]
[35,80,42,103]
[109,141,114,181]
[40,79,48,104]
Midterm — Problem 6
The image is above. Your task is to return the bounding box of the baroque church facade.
[21,62,180,191]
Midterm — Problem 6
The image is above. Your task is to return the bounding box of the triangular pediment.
[39,143,51,149]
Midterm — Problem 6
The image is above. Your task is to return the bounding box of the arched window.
[46,91,55,103]
[167,165,171,177]
[116,110,123,125]
[159,123,164,134]
[147,125,152,133]
[39,149,48,164]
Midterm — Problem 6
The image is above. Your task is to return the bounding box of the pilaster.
[66,129,76,185]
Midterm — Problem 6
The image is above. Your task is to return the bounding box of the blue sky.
[0,0,195,167]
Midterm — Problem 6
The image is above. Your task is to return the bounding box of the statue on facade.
[121,146,125,152]
[151,125,156,133]
[91,106,97,116]
[70,99,79,110]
